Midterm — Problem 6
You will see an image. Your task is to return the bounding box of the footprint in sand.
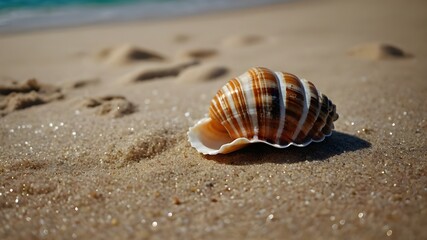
[122,132,176,162]
[0,78,63,117]
[120,59,199,83]
[176,63,229,83]
[97,44,165,65]
[80,95,136,118]
[173,34,191,43]
[103,129,177,163]
[176,48,218,60]
[348,43,411,60]
[64,78,100,90]
[221,35,264,47]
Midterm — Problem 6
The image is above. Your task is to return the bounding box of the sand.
[0,0,426,239]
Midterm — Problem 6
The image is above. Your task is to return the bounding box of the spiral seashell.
[188,67,339,155]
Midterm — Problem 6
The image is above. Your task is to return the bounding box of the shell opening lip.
[188,117,332,155]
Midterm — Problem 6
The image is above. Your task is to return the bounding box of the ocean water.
[0,0,290,32]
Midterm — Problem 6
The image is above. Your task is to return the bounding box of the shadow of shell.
[205,131,371,165]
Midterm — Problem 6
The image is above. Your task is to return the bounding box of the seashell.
[188,67,339,155]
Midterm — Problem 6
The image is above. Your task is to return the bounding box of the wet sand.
[1,0,426,239]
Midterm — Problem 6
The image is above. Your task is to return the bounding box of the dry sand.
[1,0,426,239]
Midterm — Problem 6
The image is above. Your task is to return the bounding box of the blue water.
[0,0,290,32]
[0,0,140,10]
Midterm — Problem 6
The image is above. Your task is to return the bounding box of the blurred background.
[0,0,290,32]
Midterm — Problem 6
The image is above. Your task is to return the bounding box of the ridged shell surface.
[188,67,338,155]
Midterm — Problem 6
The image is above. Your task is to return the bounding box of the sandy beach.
[1,0,426,239]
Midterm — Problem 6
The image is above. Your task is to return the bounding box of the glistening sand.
[0,0,426,239]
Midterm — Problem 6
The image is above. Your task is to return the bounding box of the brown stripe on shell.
[294,80,321,144]
[207,109,229,134]
[210,89,240,138]
[209,92,227,126]
[250,67,282,143]
[249,68,264,139]
[225,80,246,136]
[261,69,282,144]
[256,68,269,140]
[252,67,268,141]
[236,70,258,139]
[228,78,253,138]
[209,97,222,122]
[237,78,256,138]
[220,87,245,138]
[272,71,288,145]
[279,72,305,144]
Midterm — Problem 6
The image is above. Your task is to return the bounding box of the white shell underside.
[188,118,332,155]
